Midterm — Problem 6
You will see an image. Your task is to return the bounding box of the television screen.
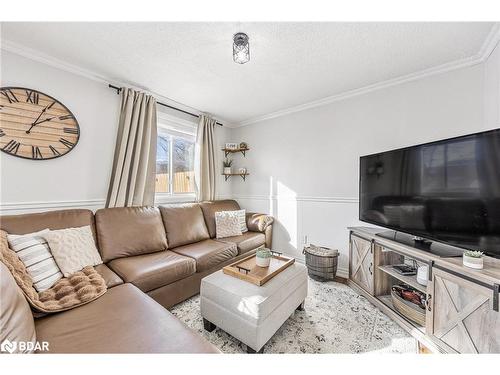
[359,128,500,258]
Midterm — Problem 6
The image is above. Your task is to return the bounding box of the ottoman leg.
[296,301,305,311]
[247,345,264,354]
[203,318,216,332]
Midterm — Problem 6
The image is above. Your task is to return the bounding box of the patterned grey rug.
[170,277,417,353]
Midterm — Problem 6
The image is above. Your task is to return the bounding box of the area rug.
[170,277,417,353]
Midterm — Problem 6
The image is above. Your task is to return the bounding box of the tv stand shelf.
[348,226,500,354]
[377,294,425,332]
[377,265,426,293]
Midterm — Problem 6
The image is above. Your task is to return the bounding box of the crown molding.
[237,23,500,127]
[237,54,482,127]
[478,23,500,61]
[0,39,234,127]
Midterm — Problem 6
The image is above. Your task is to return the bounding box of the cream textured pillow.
[42,226,103,277]
[215,211,243,239]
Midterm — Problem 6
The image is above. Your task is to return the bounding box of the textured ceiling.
[1,22,495,124]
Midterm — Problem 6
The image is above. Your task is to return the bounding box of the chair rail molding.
[226,195,359,204]
[0,199,107,215]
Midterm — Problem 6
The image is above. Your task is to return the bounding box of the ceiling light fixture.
[233,33,250,64]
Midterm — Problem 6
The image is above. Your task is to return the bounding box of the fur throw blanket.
[0,230,107,313]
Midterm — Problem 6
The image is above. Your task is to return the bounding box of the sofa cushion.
[0,209,96,240]
[159,204,210,248]
[172,239,237,272]
[216,232,266,255]
[94,264,123,288]
[108,251,196,292]
[0,262,37,353]
[95,207,168,262]
[34,283,219,353]
[200,200,241,238]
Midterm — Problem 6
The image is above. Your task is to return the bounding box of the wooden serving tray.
[223,251,295,286]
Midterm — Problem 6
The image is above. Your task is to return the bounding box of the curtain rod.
[108,84,223,127]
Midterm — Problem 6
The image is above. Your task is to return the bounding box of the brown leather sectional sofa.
[0,200,273,353]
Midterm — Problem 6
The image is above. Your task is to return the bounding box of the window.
[155,116,196,196]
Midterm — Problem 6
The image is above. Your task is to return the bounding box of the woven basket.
[391,289,426,326]
[303,245,338,281]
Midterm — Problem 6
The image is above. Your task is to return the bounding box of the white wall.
[229,64,488,277]
[0,50,231,214]
[484,42,500,128]
[0,50,120,212]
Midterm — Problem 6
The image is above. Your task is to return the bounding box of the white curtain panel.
[106,88,157,207]
[195,114,217,201]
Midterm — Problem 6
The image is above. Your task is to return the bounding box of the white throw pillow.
[42,226,103,277]
[7,229,63,292]
[215,211,243,239]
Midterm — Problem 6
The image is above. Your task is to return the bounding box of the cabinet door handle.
[426,294,432,312]
[369,263,373,275]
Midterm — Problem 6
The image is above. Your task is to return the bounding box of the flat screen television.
[359,128,500,258]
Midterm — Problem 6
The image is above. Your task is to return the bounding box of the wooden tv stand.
[348,227,500,353]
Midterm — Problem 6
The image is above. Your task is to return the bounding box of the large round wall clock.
[0,87,80,160]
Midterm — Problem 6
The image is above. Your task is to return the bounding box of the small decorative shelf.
[222,147,249,157]
[222,173,250,181]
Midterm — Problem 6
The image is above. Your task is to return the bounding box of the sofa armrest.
[245,212,274,233]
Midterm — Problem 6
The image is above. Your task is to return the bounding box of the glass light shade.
[233,33,250,64]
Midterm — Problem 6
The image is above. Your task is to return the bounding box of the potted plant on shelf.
[223,158,233,175]
[463,250,484,269]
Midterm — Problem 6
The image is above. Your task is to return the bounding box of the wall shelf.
[222,173,249,181]
[222,147,249,157]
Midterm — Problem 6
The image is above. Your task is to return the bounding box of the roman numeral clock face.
[0,87,80,160]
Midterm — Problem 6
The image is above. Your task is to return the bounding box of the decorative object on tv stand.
[255,248,272,267]
[416,265,428,286]
[233,33,250,64]
[463,250,484,269]
[0,87,80,160]
[303,244,338,281]
[223,158,233,174]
